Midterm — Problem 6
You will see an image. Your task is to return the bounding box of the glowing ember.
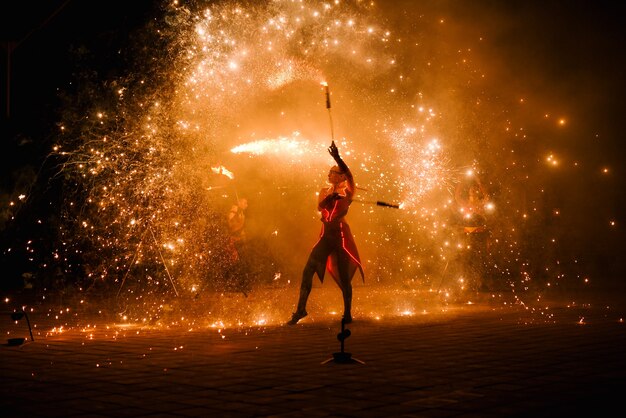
[211,165,235,179]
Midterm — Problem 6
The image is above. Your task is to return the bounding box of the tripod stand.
[321,317,365,365]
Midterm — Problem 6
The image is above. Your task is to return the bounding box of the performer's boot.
[287,291,308,325]
[287,308,307,325]
[287,272,312,325]
[291,291,309,322]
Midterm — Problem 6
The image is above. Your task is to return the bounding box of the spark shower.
[25,0,592,326]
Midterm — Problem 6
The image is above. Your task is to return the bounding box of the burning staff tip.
[324,83,331,110]
[375,201,401,209]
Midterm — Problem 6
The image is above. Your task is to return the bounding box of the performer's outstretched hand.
[328,141,340,160]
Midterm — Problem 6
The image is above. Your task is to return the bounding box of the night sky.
[1,0,625,298]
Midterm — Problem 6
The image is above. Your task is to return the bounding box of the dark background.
[2,0,158,153]
[1,0,159,289]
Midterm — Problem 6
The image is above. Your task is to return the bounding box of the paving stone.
[1,290,625,417]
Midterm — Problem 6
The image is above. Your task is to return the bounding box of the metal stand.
[321,318,364,365]
[5,310,34,345]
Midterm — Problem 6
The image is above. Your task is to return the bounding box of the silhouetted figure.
[455,175,492,290]
[287,141,364,325]
[455,176,489,233]
[225,197,251,295]
[228,197,248,244]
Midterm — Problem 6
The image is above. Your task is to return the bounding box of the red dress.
[309,187,364,289]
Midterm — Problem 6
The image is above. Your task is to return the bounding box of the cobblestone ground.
[1,285,625,417]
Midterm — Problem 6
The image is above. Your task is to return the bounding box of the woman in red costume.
[287,141,364,325]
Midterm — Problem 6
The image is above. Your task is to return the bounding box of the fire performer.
[228,197,248,244]
[287,141,364,325]
[455,177,489,233]
[454,175,492,290]
[225,197,251,295]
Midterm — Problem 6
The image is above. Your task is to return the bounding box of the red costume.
[288,141,363,325]
[312,186,364,288]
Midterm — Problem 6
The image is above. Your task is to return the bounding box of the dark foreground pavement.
[1,288,625,417]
